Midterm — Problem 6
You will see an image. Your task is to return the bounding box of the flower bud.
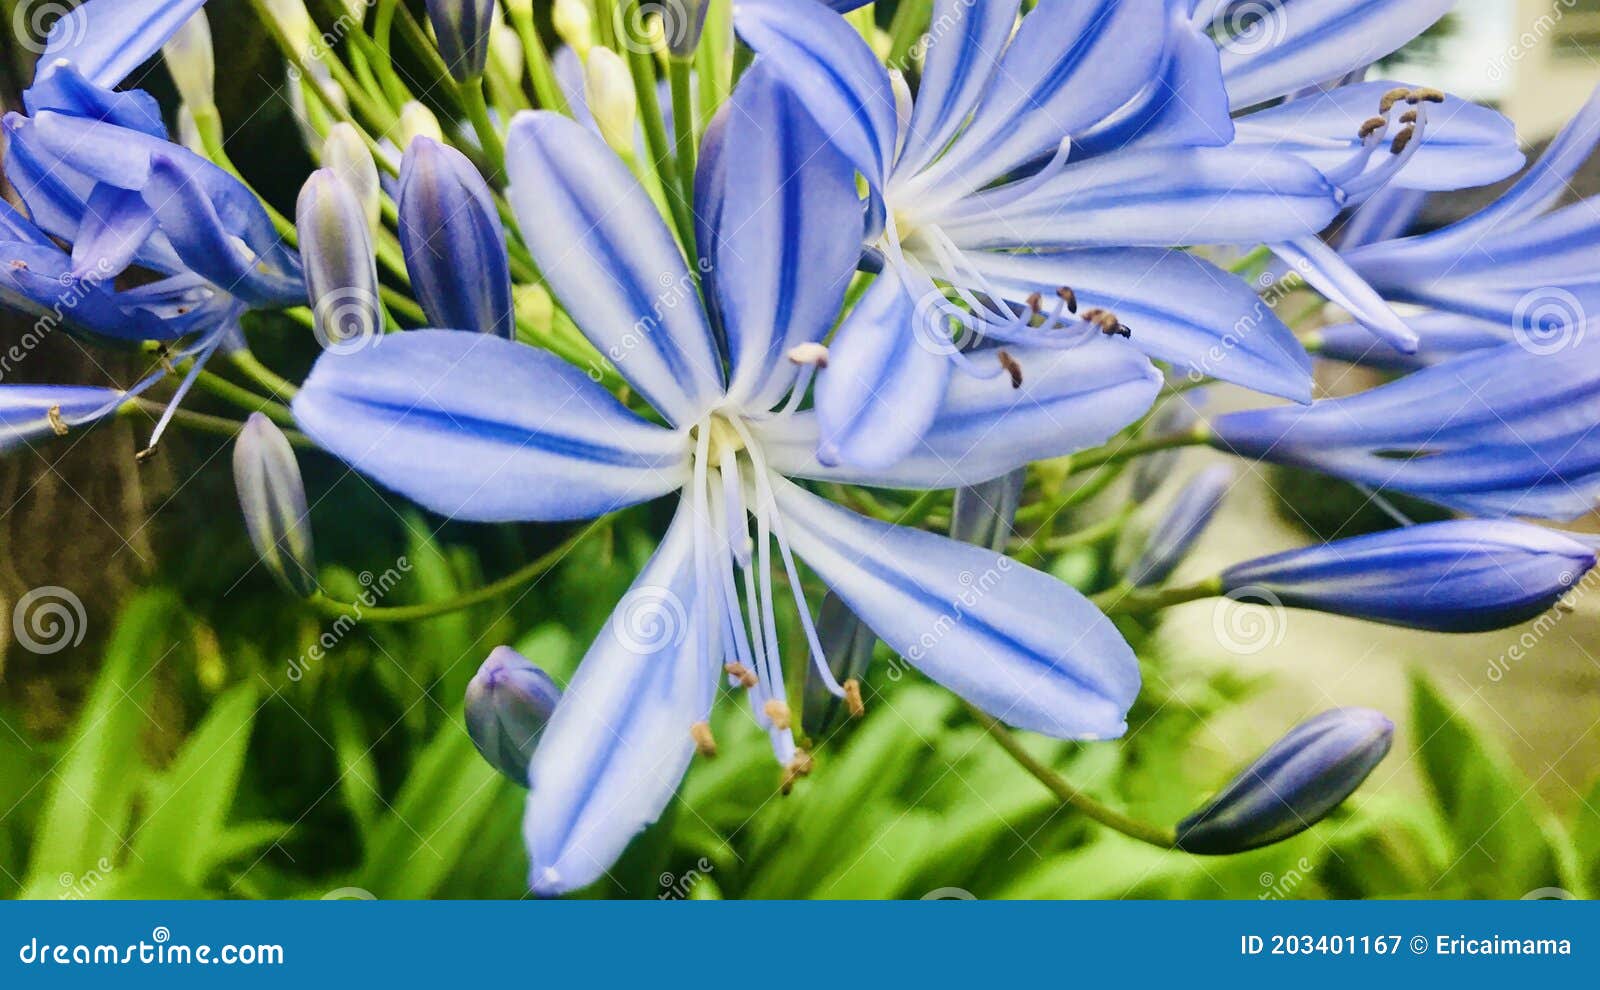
[398,101,445,147]
[802,593,876,738]
[425,0,496,82]
[162,10,215,113]
[553,0,594,57]
[233,413,318,597]
[1176,708,1393,854]
[514,283,554,339]
[260,0,315,60]
[175,103,205,155]
[1220,520,1597,633]
[296,168,382,353]
[949,468,1025,553]
[465,646,562,783]
[398,137,514,338]
[583,47,638,156]
[1128,465,1234,587]
[322,123,381,233]
[490,16,524,79]
[661,0,711,58]
[1131,399,1202,504]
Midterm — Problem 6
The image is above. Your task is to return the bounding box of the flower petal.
[763,336,1161,490]
[1274,236,1417,353]
[41,0,205,88]
[525,503,716,895]
[772,478,1140,739]
[1,384,125,453]
[897,0,1023,176]
[505,111,723,426]
[293,330,688,523]
[697,63,861,410]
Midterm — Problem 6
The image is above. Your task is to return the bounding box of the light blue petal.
[1313,311,1508,371]
[41,0,205,88]
[922,0,1167,188]
[773,478,1140,739]
[1235,81,1523,193]
[71,183,156,280]
[1457,84,1600,234]
[0,243,179,340]
[1274,236,1417,352]
[23,62,165,137]
[0,385,125,453]
[1333,183,1428,250]
[1216,0,1453,109]
[697,64,861,410]
[293,330,689,523]
[811,277,952,471]
[937,145,1339,250]
[504,111,723,427]
[525,503,715,895]
[897,0,1023,176]
[732,0,897,187]
[963,249,1314,402]
[760,335,1161,490]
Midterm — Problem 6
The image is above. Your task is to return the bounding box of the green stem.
[625,36,696,250]
[126,399,313,448]
[1067,426,1212,475]
[230,352,301,401]
[965,702,1178,850]
[459,78,507,178]
[886,0,932,68]
[306,520,606,623]
[508,1,570,114]
[194,370,296,426]
[668,55,699,252]
[1092,576,1225,614]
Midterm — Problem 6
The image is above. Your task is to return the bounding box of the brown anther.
[843,679,866,719]
[763,699,792,731]
[690,721,718,758]
[780,750,815,795]
[1410,87,1445,104]
[723,662,758,688]
[1556,599,1577,615]
[10,259,28,271]
[1379,87,1411,113]
[135,446,158,463]
[1390,126,1416,155]
[1398,109,1418,125]
[1083,308,1132,339]
[997,349,1024,389]
[1057,286,1079,314]
[786,342,830,369]
[1025,291,1043,316]
[1357,116,1388,140]
[46,404,69,437]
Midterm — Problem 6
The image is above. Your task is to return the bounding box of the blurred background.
[1,0,1598,900]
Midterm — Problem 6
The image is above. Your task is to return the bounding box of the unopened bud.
[425,0,496,82]
[584,47,638,156]
[398,137,515,338]
[162,10,215,113]
[399,101,445,147]
[260,0,315,60]
[322,123,381,233]
[296,169,382,353]
[233,413,318,597]
[1128,465,1234,587]
[465,646,562,783]
[553,0,594,57]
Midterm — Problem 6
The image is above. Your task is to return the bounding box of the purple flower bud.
[1176,708,1394,854]
[233,412,317,597]
[1221,520,1596,632]
[949,468,1025,553]
[398,137,514,338]
[1129,465,1234,587]
[465,646,562,784]
[425,0,496,82]
[296,168,381,354]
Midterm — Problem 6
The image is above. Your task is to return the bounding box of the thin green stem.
[625,36,696,249]
[1092,576,1225,614]
[508,2,569,114]
[194,370,296,426]
[669,55,699,253]
[1067,426,1212,475]
[230,352,301,401]
[886,0,932,68]
[125,399,313,448]
[965,702,1178,850]
[459,78,507,178]
[307,519,606,623]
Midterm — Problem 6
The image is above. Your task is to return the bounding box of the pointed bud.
[553,0,594,57]
[1128,465,1234,587]
[584,47,638,156]
[296,169,382,354]
[465,646,562,783]
[233,413,318,597]
[162,10,215,113]
[514,283,555,339]
[1221,520,1597,633]
[490,16,524,79]
[1132,400,1202,503]
[1176,708,1393,854]
[949,468,1025,553]
[398,137,515,338]
[0,386,122,454]
[260,0,315,60]
[425,0,497,82]
[398,101,445,147]
[802,593,876,737]
[322,123,381,233]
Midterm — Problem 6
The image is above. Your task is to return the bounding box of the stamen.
[1378,87,1411,113]
[1058,286,1079,314]
[46,405,68,436]
[780,750,815,795]
[691,722,718,758]
[724,662,759,688]
[1390,126,1416,155]
[1083,307,1132,338]
[843,679,866,719]
[1398,109,1418,125]
[139,332,224,460]
[787,343,829,368]
[998,349,1024,389]
[1357,116,1387,140]
[1409,87,1445,104]
[764,699,792,731]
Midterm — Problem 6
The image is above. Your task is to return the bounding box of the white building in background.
[1500,0,1600,139]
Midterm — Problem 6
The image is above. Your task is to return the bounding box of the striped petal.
[40,0,205,88]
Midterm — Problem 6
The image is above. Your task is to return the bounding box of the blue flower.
[1129,464,1236,587]
[1210,340,1600,521]
[292,70,1162,895]
[465,647,563,784]
[733,0,1343,467]
[0,385,128,455]
[1220,520,1597,631]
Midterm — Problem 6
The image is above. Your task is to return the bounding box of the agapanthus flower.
[293,71,1163,895]
[1128,464,1235,587]
[1210,339,1600,521]
[734,0,1346,469]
